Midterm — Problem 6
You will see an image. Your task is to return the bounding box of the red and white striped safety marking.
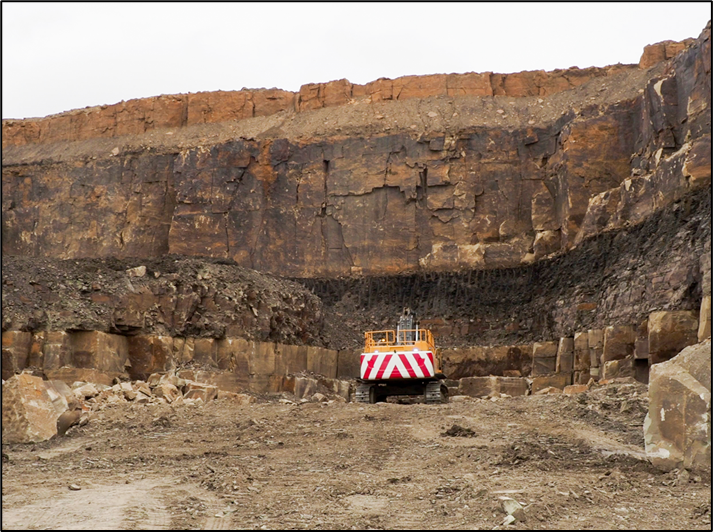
[360,351,435,380]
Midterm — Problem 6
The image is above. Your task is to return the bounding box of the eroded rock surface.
[3,24,709,279]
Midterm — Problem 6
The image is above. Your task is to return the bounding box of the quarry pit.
[2,21,711,530]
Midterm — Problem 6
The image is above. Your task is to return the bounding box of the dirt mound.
[1,255,325,345]
[441,424,477,437]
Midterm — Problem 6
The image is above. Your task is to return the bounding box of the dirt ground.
[2,381,710,530]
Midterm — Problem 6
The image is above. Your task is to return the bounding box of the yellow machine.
[355,309,448,404]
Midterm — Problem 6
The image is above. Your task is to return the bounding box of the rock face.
[0,327,358,393]
[1,66,637,149]
[0,20,710,414]
[2,25,709,280]
[443,345,532,379]
[648,311,699,365]
[644,339,711,472]
[458,375,529,398]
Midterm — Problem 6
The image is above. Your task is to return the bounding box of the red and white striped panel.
[360,351,435,380]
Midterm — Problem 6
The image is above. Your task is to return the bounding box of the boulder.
[154,382,182,403]
[2,374,63,443]
[183,382,218,402]
[459,376,528,397]
[45,380,76,414]
[644,339,711,472]
[563,384,590,394]
[534,386,562,395]
[495,377,529,397]
[293,376,319,400]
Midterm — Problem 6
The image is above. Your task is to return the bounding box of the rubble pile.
[1,370,354,444]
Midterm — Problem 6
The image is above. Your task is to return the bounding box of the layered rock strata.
[1,24,710,424]
[2,64,639,148]
[3,24,709,280]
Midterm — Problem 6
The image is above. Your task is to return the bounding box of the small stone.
[69,484,81,491]
[427,111,438,118]
[311,393,327,403]
[126,265,146,278]
[73,383,99,399]
[123,390,137,401]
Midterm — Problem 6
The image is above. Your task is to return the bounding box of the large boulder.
[2,374,66,443]
[644,339,711,472]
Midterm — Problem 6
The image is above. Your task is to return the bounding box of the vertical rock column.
[648,311,699,365]
[587,329,604,380]
[601,325,636,380]
[573,332,590,384]
[530,341,571,392]
[699,250,711,342]
[1,331,32,380]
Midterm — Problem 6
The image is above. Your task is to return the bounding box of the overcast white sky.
[2,2,710,120]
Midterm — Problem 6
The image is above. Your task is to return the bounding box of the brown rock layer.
[2,65,638,149]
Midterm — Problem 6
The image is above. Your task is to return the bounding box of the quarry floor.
[2,382,710,530]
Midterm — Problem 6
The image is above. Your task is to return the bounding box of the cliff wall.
[0,25,710,403]
[2,25,709,280]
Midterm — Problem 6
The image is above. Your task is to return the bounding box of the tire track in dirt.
[1,479,171,530]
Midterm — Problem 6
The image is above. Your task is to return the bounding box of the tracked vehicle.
[355,309,448,404]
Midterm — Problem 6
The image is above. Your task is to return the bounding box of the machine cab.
[361,309,443,380]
